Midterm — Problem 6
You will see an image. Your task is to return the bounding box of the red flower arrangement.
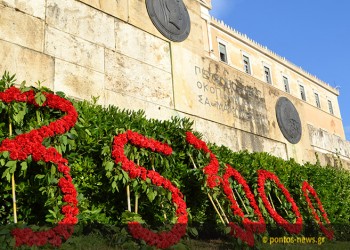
[112,130,187,249]
[185,131,221,188]
[0,86,79,247]
[257,170,302,234]
[302,181,334,239]
[222,165,266,246]
[186,132,265,246]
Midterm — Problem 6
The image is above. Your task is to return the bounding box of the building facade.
[0,0,349,167]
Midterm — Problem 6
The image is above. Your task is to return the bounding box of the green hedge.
[0,73,350,248]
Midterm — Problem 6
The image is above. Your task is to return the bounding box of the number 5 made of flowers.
[111,130,188,249]
[0,86,79,248]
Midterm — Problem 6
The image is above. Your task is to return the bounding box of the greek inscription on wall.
[194,65,267,123]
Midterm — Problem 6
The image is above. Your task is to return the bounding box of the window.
[243,55,251,74]
[314,92,321,108]
[219,43,227,63]
[264,66,271,84]
[328,100,334,114]
[299,85,306,101]
[283,76,290,93]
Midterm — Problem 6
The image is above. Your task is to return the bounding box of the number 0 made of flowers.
[222,165,266,247]
[0,86,79,247]
[302,181,334,239]
[112,130,188,249]
[257,169,303,234]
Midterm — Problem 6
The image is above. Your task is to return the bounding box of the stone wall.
[0,0,349,168]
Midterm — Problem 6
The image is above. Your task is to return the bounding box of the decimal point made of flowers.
[112,130,187,249]
[0,86,79,248]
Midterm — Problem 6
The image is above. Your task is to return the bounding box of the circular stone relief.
[275,97,302,144]
[146,0,191,42]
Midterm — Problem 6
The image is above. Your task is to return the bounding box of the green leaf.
[51,165,56,176]
[121,210,144,224]
[48,209,57,219]
[188,227,198,237]
[13,110,26,124]
[147,190,156,202]
[105,161,114,171]
[2,151,9,158]
[5,160,16,168]
[101,145,110,156]
[1,169,10,182]
[61,135,68,145]
[20,161,27,171]
[34,92,46,106]
[167,191,172,201]
[35,174,45,179]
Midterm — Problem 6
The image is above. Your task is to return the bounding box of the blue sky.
[210,0,350,140]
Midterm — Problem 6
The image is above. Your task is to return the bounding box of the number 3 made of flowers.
[111,130,188,249]
[0,86,79,248]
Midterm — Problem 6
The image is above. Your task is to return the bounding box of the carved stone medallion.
[276,97,302,144]
[146,0,191,42]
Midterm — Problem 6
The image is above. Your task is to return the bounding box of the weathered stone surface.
[115,20,171,73]
[0,5,44,51]
[105,50,173,108]
[128,0,162,42]
[45,27,104,73]
[46,0,115,50]
[54,60,104,104]
[191,115,287,159]
[316,152,350,170]
[104,90,179,121]
[0,40,54,88]
[1,0,46,19]
[77,0,128,21]
[308,124,350,158]
[173,48,269,136]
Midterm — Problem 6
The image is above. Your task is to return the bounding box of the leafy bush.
[1,72,350,248]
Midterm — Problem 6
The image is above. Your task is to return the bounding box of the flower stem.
[188,153,226,225]
[135,193,138,214]
[9,118,17,223]
[126,185,131,212]
[234,187,250,215]
[268,192,276,211]
[151,157,167,220]
[215,198,229,224]
[208,192,226,225]
[275,190,290,216]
